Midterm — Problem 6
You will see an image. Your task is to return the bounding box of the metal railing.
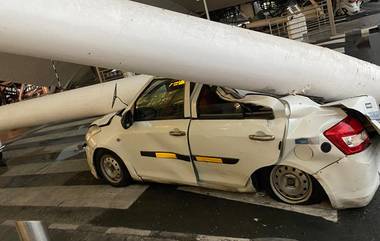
[247,0,346,42]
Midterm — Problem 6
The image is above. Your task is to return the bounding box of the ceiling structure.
[132,0,195,15]
[0,52,95,88]
[133,0,252,15]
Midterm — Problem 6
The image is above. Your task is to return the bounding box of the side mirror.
[121,110,134,129]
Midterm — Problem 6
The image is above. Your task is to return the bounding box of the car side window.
[134,79,185,121]
[196,85,274,120]
[197,85,243,119]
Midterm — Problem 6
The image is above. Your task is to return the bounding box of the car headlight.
[86,125,101,141]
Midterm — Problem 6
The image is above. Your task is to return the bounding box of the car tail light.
[324,116,370,155]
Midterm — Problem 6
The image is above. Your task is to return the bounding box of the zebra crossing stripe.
[1,159,88,177]
[0,185,148,209]
[33,117,97,134]
[10,128,87,146]
[45,222,298,241]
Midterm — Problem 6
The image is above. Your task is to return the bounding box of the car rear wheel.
[99,152,132,187]
[268,165,322,205]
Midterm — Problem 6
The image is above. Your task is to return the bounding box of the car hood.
[91,112,118,127]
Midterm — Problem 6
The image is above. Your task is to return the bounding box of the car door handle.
[169,128,186,137]
[249,134,275,141]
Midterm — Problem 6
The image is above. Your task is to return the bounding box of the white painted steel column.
[0,75,153,131]
[0,0,378,101]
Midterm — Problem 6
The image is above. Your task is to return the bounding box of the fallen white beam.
[0,75,152,131]
[0,0,379,102]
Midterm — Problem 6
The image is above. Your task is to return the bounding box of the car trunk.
[323,95,380,135]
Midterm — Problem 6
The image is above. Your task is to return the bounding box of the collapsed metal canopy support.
[0,0,378,102]
[0,75,152,131]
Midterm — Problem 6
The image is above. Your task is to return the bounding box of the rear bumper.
[314,139,380,209]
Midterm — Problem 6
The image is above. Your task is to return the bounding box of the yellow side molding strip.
[155,152,177,159]
[195,156,223,163]
[140,151,238,164]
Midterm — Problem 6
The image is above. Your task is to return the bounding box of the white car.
[85,78,380,209]
[336,0,362,16]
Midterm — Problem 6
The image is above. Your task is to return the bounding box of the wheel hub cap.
[270,166,312,203]
[101,156,122,183]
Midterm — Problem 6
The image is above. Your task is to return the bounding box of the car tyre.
[98,152,132,187]
[263,165,323,205]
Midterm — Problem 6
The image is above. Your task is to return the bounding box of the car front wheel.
[268,165,322,205]
[99,152,132,187]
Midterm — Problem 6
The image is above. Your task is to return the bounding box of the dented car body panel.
[322,95,380,133]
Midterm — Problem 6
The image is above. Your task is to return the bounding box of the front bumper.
[85,140,99,179]
[314,139,380,209]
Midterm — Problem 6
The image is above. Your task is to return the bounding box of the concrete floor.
[0,116,379,241]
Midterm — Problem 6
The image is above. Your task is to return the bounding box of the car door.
[189,84,287,188]
[121,79,197,185]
